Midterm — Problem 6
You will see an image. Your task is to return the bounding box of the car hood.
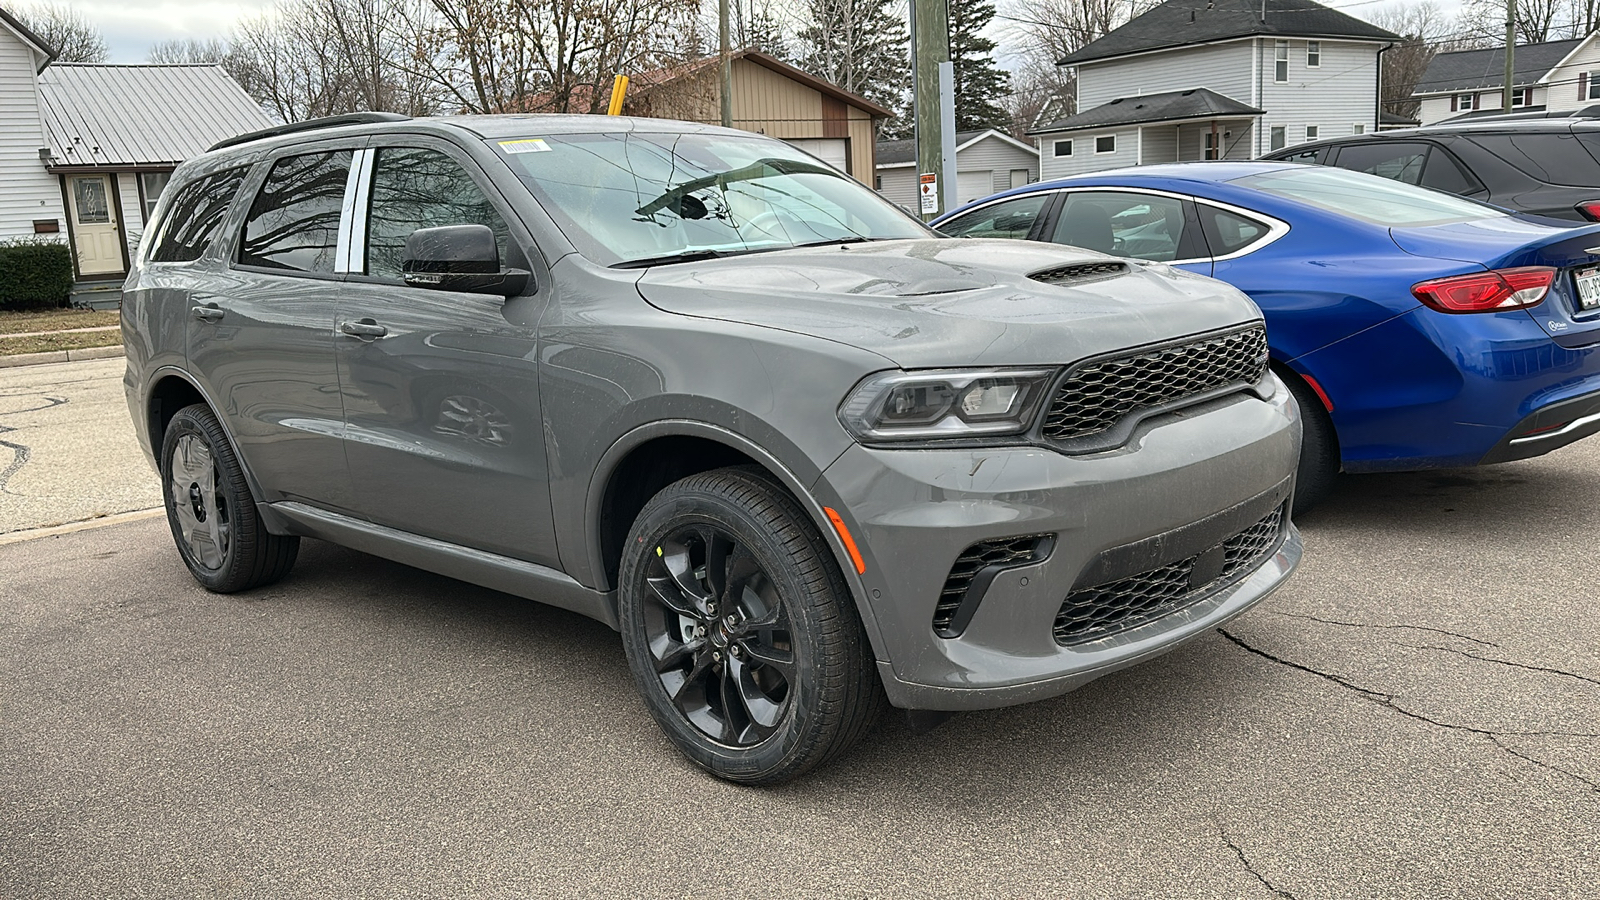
[634,239,1262,368]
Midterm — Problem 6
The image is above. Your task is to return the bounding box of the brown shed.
[616,49,895,184]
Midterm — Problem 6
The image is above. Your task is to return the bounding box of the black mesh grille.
[1053,506,1285,645]
[934,535,1051,636]
[1031,262,1128,284]
[1042,326,1269,444]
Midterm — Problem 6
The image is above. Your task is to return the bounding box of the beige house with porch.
[1,7,272,303]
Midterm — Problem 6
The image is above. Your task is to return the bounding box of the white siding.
[1417,95,1455,126]
[1038,128,1139,180]
[955,135,1039,196]
[877,167,918,213]
[1077,41,1256,110]
[0,29,67,243]
[1255,38,1380,155]
[1141,126,1178,164]
[117,172,143,256]
[1543,37,1600,113]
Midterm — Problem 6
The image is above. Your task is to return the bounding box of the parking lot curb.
[0,345,125,369]
[0,508,164,547]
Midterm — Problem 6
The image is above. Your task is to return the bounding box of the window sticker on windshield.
[500,139,551,154]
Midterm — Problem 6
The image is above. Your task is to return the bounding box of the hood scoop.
[1030,261,1128,285]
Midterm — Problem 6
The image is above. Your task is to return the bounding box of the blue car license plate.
[1578,267,1600,310]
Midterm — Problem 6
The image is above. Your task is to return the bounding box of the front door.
[68,175,124,276]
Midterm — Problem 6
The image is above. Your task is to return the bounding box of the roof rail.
[207,112,412,152]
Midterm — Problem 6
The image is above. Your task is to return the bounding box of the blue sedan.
[935,162,1600,512]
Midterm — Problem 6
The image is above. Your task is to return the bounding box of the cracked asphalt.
[2,360,1597,898]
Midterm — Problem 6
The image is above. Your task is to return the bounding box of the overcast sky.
[42,0,1446,66]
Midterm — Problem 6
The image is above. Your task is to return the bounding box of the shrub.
[0,238,74,309]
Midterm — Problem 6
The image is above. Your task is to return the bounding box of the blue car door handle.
[339,319,388,339]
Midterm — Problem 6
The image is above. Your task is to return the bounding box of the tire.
[618,467,882,785]
[1283,372,1339,517]
[160,403,299,592]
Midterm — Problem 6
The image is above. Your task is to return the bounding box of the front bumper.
[819,377,1301,711]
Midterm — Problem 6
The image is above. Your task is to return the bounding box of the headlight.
[838,368,1057,442]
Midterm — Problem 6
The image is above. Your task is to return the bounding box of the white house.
[1411,36,1600,125]
[874,128,1039,212]
[1031,0,1400,180]
[1,6,273,296]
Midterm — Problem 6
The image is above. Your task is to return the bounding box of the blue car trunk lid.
[1391,217,1600,346]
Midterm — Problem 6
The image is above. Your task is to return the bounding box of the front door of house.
[68,175,123,276]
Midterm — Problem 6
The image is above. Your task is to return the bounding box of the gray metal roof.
[39,64,275,169]
[1061,0,1399,66]
[875,130,987,166]
[1412,39,1583,94]
[1031,88,1263,134]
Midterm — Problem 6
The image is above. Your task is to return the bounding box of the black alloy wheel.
[160,403,299,592]
[619,468,882,784]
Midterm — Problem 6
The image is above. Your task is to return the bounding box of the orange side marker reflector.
[823,507,867,575]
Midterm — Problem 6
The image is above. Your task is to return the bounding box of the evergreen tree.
[794,0,913,137]
[948,0,1011,131]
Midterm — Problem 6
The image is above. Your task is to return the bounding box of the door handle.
[339,319,388,338]
[191,304,224,322]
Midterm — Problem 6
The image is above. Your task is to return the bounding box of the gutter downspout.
[1377,41,1394,131]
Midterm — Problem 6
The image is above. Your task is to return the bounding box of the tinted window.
[1334,141,1428,185]
[1279,147,1327,164]
[1420,149,1481,195]
[239,150,352,272]
[939,194,1048,240]
[148,167,248,264]
[1463,132,1600,187]
[1199,206,1271,256]
[366,147,511,280]
[1053,192,1188,262]
[1235,166,1498,226]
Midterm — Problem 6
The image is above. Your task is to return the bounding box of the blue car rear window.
[1233,166,1499,227]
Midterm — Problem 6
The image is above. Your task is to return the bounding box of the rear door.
[334,136,558,566]
[191,140,362,512]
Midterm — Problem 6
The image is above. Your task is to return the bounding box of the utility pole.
[1504,0,1515,113]
[720,0,733,128]
[911,0,951,222]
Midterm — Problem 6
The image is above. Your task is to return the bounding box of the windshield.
[1234,166,1502,227]
[492,130,931,266]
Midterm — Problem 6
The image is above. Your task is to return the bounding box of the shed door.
[785,138,849,174]
[957,170,995,205]
[68,175,124,276]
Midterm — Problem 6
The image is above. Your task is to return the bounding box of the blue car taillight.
[1411,267,1556,313]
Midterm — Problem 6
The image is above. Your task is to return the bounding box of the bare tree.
[16,1,110,62]
[1456,0,1566,44]
[1373,2,1452,120]
[1001,0,1153,138]
[793,0,911,133]
[148,37,235,65]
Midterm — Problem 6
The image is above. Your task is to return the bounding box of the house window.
[1305,125,1320,141]
[1270,126,1286,151]
[1307,41,1321,67]
[1590,72,1600,100]
[1457,93,1476,111]
[1054,140,1073,157]
[1511,87,1532,107]
[1354,124,1366,134]
[1275,40,1289,82]
[874,175,882,190]
[139,172,172,222]
[1204,132,1221,160]
[1095,135,1116,154]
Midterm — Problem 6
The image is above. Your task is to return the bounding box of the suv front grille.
[934,535,1053,637]
[1041,326,1269,444]
[1052,505,1285,645]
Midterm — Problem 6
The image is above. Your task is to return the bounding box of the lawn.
[0,308,121,355]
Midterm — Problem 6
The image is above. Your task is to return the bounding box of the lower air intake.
[935,535,1053,637]
[1052,505,1285,645]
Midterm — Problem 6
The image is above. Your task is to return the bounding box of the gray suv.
[123,113,1303,783]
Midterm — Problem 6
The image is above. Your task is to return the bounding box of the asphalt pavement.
[1,359,1596,898]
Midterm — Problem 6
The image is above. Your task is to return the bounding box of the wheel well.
[147,375,206,455]
[597,436,762,588]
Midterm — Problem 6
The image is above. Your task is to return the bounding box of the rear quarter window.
[1463,132,1600,187]
[146,167,249,263]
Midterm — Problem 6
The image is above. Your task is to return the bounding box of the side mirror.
[403,224,529,296]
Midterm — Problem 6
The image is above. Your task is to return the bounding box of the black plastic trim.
[1479,389,1600,464]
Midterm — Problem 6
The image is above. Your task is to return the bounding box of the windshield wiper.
[784,236,879,250]
[610,249,726,269]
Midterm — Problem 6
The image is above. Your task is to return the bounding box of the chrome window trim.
[336,148,375,275]
[942,185,1290,266]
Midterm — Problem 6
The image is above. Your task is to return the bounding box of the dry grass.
[0,329,122,356]
[0,308,120,336]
